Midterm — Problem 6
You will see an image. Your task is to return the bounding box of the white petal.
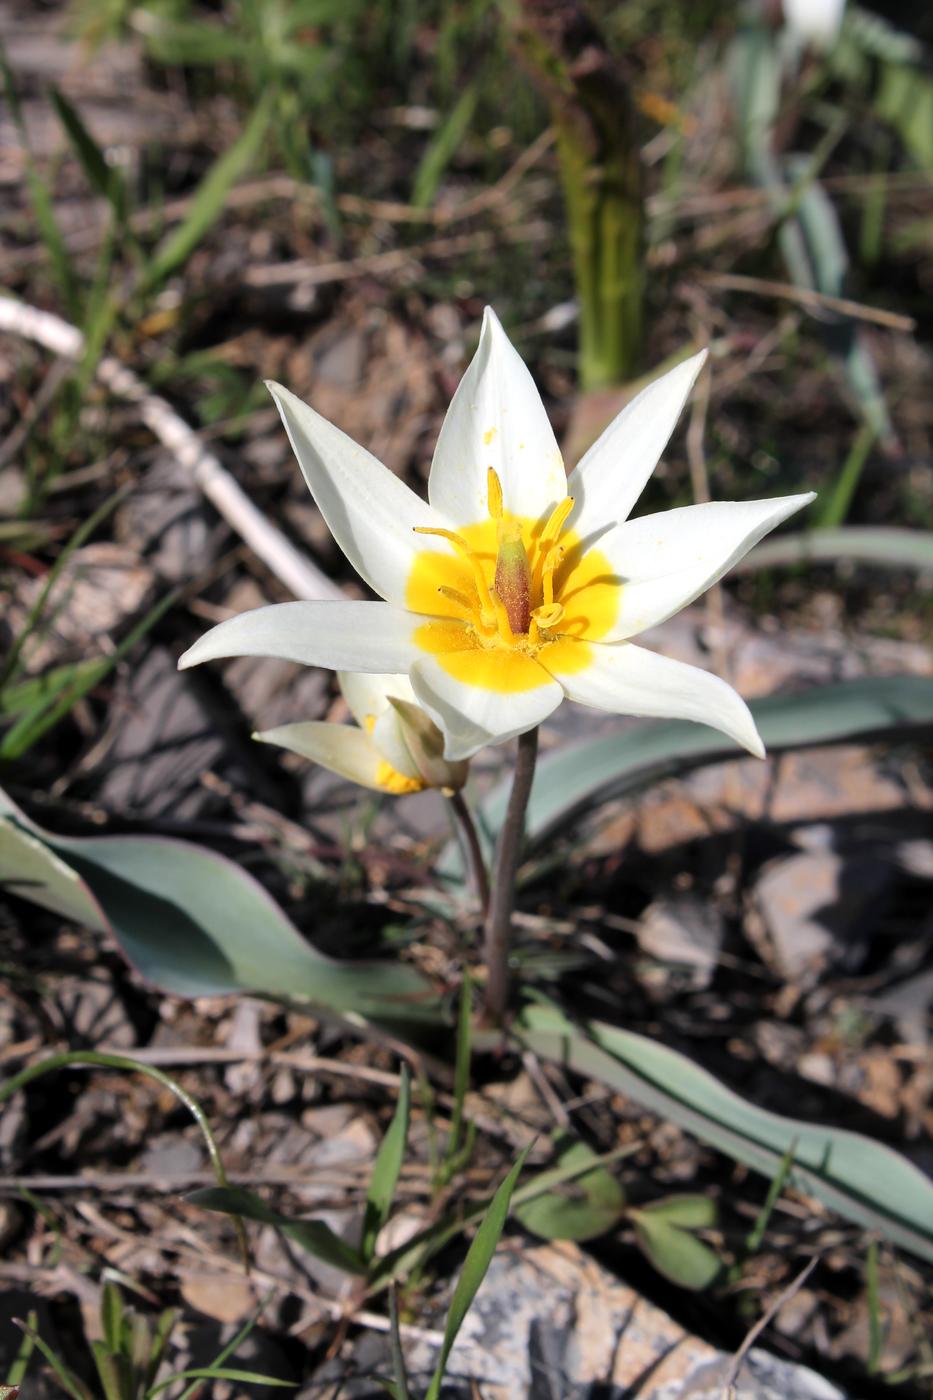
[409,654,563,761]
[337,671,417,730]
[551,642,765,757]
[597,493,815,641]
[266,381,452,605]
[254,721,386,790]
[428,307,567,526]
[178,601,419,673]
[566,350,707,542]
[370,707,423,781]
[337,672,422,778]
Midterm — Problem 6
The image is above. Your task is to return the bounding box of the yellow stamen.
[532,496,573,597]
[487,467,503,520]
[541,495,574,547]
[437,584,473,613]
[414,525,496,620]
[533,602,564,630]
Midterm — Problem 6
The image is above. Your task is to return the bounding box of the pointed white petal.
[597,493,816,641]
[549,641,765,757]
[337,671,417,730]
[410,653,563,761]
[370,707,423,780]
[254,721,386,790]
[178,601,419,673]
[428,307,567,526]
[336,672,422,778]
[267,381,452,605]
[566,350,707,541]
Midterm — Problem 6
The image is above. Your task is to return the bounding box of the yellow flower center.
[406,470,620,693]
[363,714,426,794]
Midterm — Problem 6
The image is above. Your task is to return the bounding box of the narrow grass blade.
[0,584,175,761]
[0,1051,245,1262]
[445,970,472,1167]
[4,1309,37,1388]
[11,1322,94,1400]
[387,1288,412,1400]
[424,1147,529,1400]
[817,423,877,529]
[140,94,272,295]
[412,85,477,209]
[745,1140,796,1255]
[150,1370,294,1395]
[189,1185,367,1275]
[100,1282,125,1357]
[362,1064,412,1263]
[0,45,80,319]
[50,87,128,226]
[0,484,128,693]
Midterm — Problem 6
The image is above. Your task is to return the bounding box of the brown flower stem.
[482,726,539,1023]
[447,789,490,918]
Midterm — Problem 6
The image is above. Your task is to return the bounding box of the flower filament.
[413,468,574,655]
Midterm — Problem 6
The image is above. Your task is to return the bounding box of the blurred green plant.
[9,1287,291,1400]
[515,0,644,389]
[727,10,898,461]
[0,492,177,763]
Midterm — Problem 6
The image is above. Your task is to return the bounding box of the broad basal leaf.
[0,785,437,1022]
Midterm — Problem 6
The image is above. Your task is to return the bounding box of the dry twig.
[0,297,341,602]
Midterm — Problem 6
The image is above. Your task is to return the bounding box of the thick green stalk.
[516,0,644,389]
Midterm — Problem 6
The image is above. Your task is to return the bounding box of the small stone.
[753,851,891,983]
[637,895,724,989]
[180,1273,256,1324]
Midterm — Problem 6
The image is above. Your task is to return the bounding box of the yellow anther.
[413,525,470,549]
[437,584,473,613]
[376,760,424,794]
[487,467,504,520]
[413,525,495,618]
[541,495,574,547]
[490,589,515,644]
[533,602,564,631]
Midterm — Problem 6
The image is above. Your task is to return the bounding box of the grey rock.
[401,1243,850,1399]
[753,850,891,983]
[637,896,724,989]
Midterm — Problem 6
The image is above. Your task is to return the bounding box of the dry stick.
[699,271,915,333]
[482,725,539,1023]
[244,220,552,289]
[0,298,341,603]
[447,789,491,917]
[720,1256,819,1399]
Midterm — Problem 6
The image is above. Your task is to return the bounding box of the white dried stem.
[0,297,342,602]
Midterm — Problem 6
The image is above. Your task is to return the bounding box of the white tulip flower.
[254,671,468,795]
[783,0,846,49]
[179,309,814,762]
